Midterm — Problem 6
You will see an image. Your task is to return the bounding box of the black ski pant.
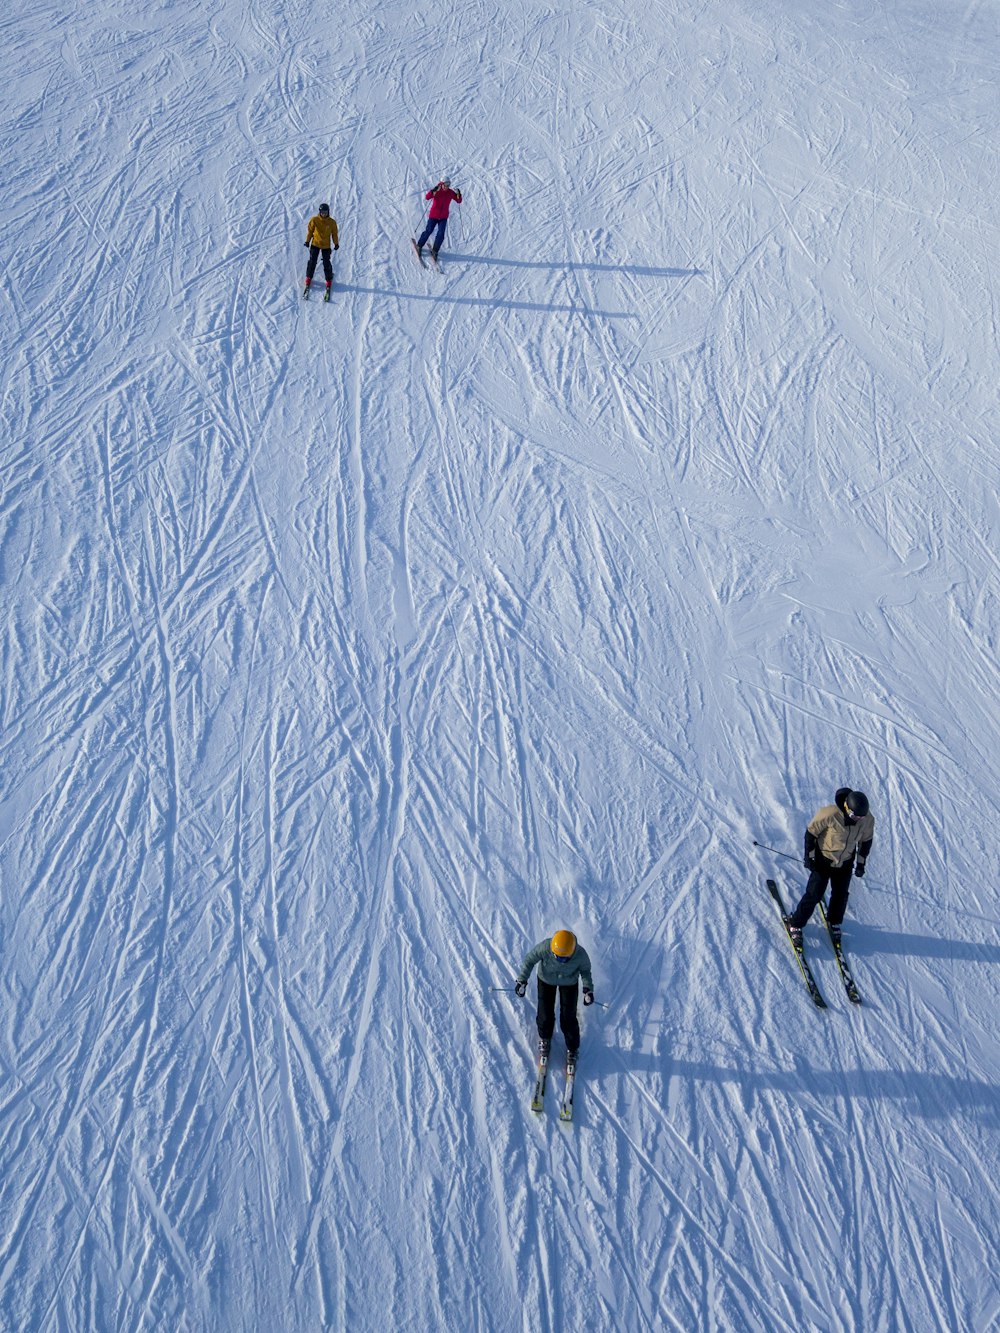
[788,859,853,929]
[536,979,580,1052]
[306,246,333,284]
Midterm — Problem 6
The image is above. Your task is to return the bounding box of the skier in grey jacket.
[786,788,874,944]
[515,930,595,1059]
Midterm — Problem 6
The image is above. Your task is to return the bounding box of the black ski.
[323,285,332,302]
[530,1051,548,1112]
[303,285,310,300]
[410,238,427,269]
[559,1055,577,1122]
[765,879,827,1008]
[819,901,862,1004]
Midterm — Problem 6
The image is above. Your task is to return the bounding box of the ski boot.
[566,1046,579,1074]
[324,281,332,302]
[537,1037,551,1060]
[784,917,803,947]
[828,923,842,946]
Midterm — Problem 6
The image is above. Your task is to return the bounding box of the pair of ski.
[531,1051,576,1121]
[766,879,861,1007]
[303,285,331,302]
[410,238,441,271]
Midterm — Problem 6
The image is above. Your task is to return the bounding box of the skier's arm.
[331,218,339,249]
[804,829,819,867]
[856,818,874,874]
[577,948,594,992]
[517,941,546,984]
[578,949,595,1005]
[305,219,315,246]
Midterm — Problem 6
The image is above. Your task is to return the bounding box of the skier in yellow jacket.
[303,204,339,299]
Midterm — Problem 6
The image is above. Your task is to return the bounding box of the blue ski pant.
[416,216,447,251]
[788,859,853,928]
[536,979,580,1052]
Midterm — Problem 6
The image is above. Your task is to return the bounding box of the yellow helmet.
[551,930,577,958]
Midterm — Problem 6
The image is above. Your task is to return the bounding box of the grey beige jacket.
[807,805,875,869]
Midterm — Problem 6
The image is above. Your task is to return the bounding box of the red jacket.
[426,184,462,220]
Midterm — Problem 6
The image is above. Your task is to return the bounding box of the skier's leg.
[305,245,320,283]
[826,864,853,926]
[788,864,832,928]
[416,220,433,249]
[558,982,580,1053]
[431,218,447,257]
[321,248,333,284]
[535,980,556,1042]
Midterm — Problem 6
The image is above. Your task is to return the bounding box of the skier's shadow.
[337,281,633,320]
[844,927,1000,962]
[615,1055,1000,1127]
[448,252,706,280]
[592,1031,1000,1126]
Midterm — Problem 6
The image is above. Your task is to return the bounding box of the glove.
[334,243,339,250]
[855,860,866,878]
[304,242,310,248]
[583,988,595,1007]
[514,980,527,998]
[804,854,816,870]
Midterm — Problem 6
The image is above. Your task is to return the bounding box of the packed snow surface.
[2,0,999,1328]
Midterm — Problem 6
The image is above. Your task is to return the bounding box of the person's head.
[840,790,870,824]
[551,930,576,960]
[319,203,330,216]
[441,178,451,188]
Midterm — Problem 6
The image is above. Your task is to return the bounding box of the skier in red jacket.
[415,178,462,261]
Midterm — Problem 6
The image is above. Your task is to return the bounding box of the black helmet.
[319,203,330,215]
[842,790,870,820]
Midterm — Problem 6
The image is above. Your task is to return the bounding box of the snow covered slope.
[2,0,999,1328]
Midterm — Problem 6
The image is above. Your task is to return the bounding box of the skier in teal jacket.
[515,930,595,1059]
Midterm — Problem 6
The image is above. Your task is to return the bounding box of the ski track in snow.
[2,0,999,1329]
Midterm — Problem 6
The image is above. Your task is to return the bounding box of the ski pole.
[489,986,516,993]
[754,838,884,891]
[752,839,799,864]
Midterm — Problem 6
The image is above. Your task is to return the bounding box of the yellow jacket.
[306,213,339,249]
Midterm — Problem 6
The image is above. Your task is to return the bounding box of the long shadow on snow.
[603,1052,999,1126]
[338,282,633,320]
[447,252,706,280]
[844,927,1000,963]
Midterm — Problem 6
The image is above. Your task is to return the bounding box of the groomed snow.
[2,0,999,1329]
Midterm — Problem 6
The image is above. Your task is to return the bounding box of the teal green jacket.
[518,939,593,989]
